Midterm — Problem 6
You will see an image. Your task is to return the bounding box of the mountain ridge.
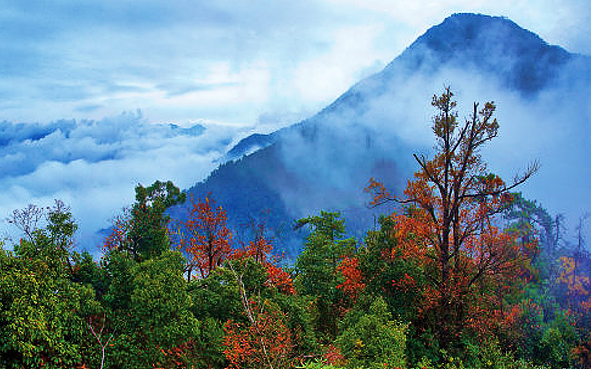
[174,13,590,258]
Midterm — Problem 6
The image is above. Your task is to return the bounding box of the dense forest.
[1,89,590,369]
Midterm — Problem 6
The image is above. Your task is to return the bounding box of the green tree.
[105,250,200,368]
[130,180,185,260]
[0,202,100,368]
[105,180,185,261]
[336,296,408,369]
[295,211,356,340]
[538,313,577,369]
[359,215,427,322]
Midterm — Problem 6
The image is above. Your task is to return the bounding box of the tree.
[295,211,356,340]
[235,211,274,264]
[104,181,185,261]
[6,203,44,243]
[173,194,233,280]
[558,251,591,316]
[504,193,561,255]
[0,248,97,369]
[223,262,294,369]
[335,297,407,369]
[335,256,364,302]
[189,253,305,368]
[0,202,100,369]
[565,215,591,313]
[8,200,78,274]
[234,212,295,295]
[359,216,427,324]
[222,300,294,369]
[104,251,200,368]
[367,87,538,348]
[102,209,133,256]
[87,313,113,369]
[130,180,185,260]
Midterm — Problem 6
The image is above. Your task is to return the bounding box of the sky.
[1,0,590,128]
[0,0,589,250]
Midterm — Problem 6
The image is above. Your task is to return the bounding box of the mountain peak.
[418,13,547,51]
[387,12,571,93]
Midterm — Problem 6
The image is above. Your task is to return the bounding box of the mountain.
[225,132,279,160]
[172,13,591,258]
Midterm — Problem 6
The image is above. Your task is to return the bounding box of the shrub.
[336,296,407,369]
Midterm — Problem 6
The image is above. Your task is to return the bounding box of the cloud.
[2,0,588,131]
[0,112,247,249]
[0,0,420,129]
[0,0,356,124]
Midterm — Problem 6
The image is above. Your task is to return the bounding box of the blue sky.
[1,0,589,128]
[0,0,589,249]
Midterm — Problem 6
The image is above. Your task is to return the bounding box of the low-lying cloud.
[0,112,246,251]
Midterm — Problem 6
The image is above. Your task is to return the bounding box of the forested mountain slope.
[174,13,591,257]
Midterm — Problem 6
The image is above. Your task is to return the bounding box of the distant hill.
[172,13,591,258]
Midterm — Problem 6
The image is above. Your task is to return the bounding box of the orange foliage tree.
[236,213,274,263]
[264,262,295,296]
[558,215,591,316]
[336,256,365,301]
[558,256,590,312]
[367,87,538,347]
[223,263,294,369]
[222,301,293,369]
[173,194,233,280]
[234,213,295,295]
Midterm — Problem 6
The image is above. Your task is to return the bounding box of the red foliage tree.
[222,303,293,369]
[102,209,133,254]
[223,264,294,369]
[265,263,295,295]
[366,87,537,346]
[234,231,273,264]
[336,256,365,301]
[233,214,295,296]
[173,194,233,280]
[235,213,274,263]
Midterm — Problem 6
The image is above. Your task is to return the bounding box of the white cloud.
[292,25,387,103]
[0,112,246,248]
[1,0,588,129]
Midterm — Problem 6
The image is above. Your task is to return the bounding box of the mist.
[265,14,591,245]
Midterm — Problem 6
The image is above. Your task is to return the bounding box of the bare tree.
[88,313,114,369]
[6,204,45,242]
